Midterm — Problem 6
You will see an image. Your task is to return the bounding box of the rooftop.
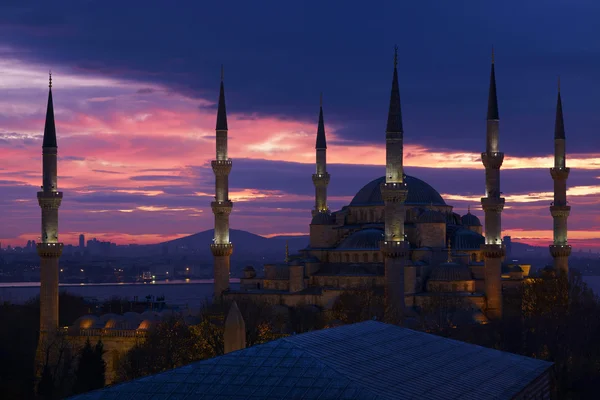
[71,321,552,400]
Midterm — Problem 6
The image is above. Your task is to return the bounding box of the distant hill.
[157,229,309,260]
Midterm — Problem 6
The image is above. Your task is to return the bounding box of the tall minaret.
[312,93,330,216]
[37,72,63,335]
[380,46,410,320]
[210,66,233,300]
[480,49,505,319]
[549,79,571,275]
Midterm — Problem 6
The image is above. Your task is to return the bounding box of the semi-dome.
[337,228,384,250]
[430,263,473,281]
[417,209,446,224]
[461,212,482,226]
[452,229,485,250]
[350,175,446,207]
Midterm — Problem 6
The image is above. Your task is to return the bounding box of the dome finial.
[467,205,471,214]
[49,70,52,89]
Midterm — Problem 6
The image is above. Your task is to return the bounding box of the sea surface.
[1,276,600,307]
[0,279,240,308]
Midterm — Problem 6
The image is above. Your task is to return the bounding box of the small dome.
[452,229,485,250]
[104,318,123,329]
[337,228,384,250]
[311,212,333,225]
[243,266,256,279]
[350,175,447,206]
[98,313,119,323]
[430,263,473,281]
[417,210,446,224]
[461,212,482,226]
[510,265,524,273]
[75,315,100,329]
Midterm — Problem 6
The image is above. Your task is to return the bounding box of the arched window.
[363,253,369,262]
[345,254,350,263]
[471,253,477,262]
[373,253,379,262]
[353,254,359,263]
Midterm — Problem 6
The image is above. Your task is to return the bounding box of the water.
[0,279,240,308]
[1,276,599,307]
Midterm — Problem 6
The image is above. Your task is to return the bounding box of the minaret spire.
[211,66,234,300]
[36,72,64,363]
[481,50,505,319]
[380,46,411,322]
[312,93,330,216]
[549,79,571,274]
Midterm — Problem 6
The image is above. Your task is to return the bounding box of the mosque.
[213,49,571,320]
[33,49,570,382]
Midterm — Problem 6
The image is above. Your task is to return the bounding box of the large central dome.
[350,175,446,206]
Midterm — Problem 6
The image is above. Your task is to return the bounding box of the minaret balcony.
[211,242,233,257]
[37,242,64,258]
[380,183,408,203]
[550,167,570,180]
[211,201,233,215]
[37,191,63,209]
[211,159,233,176]
[480,243,505,258]
[550,205,570,218]
[481,152,504,169]
[312,172,330,186]
[379,240,410,258]
[549,244,572,258]
[480,197,505,213]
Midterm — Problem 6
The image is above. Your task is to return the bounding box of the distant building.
[70,321,554,400]
[503,235,512,258]
[79,234,85,249]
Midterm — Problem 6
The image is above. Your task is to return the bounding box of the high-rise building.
[79,234,85,249]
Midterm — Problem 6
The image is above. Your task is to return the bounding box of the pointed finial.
[221,65,224,81]
[393,45,398,68]
[447,239,452,263]
[557,75,561,93]
[491,46,495,64]
[320,92,323,107]
[49,70,52,89]
[285,240,289,263]
[468,205,471,214]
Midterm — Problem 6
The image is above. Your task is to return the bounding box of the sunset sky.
[1,1,599,250]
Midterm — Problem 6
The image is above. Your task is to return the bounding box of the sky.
[1,1,600,250]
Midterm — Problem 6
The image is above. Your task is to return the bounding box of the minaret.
[549,78,571,275]
[312,93,330,216]
[37,72,64,335]
[480,49,505,319]
[380,46,411,320]
[210,66,233,300]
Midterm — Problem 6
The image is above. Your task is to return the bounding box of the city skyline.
[1,2,600,249]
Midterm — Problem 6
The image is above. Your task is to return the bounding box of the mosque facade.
[218,50,570,321]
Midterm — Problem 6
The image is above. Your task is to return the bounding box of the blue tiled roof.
[70,321,552,400]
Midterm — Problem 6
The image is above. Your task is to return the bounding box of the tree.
[73,339,106,394]
[115,315,203,382]
[330,286,385,324]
